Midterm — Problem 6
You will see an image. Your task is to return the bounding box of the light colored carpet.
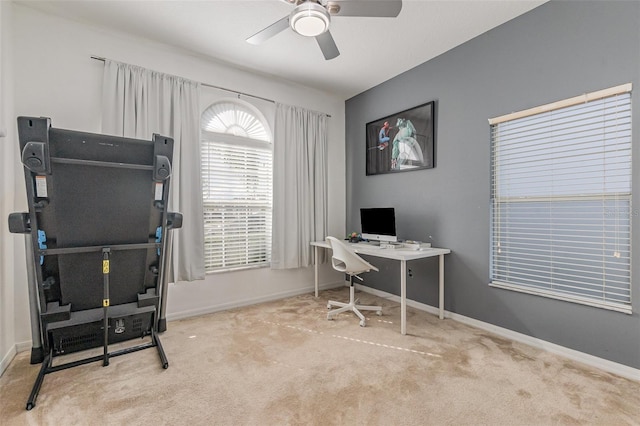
[1,288,639,425]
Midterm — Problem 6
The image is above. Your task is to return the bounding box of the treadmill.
[8,117,181,410]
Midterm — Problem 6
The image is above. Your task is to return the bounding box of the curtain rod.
[91,55,331,118]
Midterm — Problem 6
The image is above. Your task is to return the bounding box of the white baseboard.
[16,341,32,352]
[8,283,636,382]
[5,283,347,370]
[3,341,36,374]
[0,341,31,376]
[167,281,343,322]
[446,311,640,382]
[355,284,640,382]
[0,345,17,377]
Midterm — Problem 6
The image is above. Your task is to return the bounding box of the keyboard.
[351,242,383,249]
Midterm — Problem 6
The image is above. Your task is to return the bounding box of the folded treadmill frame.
[9,117,182,410]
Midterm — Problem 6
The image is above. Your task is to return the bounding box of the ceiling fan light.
[290,2,330,37]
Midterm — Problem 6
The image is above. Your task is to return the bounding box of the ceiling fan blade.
[327,0,402,17]
[316,31,340,60]
[246,16,290,45]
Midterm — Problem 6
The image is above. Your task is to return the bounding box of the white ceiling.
[20,0,547,99]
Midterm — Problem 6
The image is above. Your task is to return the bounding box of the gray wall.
[345,1,640,368]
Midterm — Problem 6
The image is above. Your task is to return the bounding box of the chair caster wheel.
[359,320,366,327]
[376,310,382,316]
[327,316,333,321]
[327,304,331,309]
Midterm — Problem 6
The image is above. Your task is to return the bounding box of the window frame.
[200,100,273,274]
[489,84,633,314]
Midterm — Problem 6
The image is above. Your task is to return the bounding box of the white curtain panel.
[101,60,205,282]
[272,103,328,269]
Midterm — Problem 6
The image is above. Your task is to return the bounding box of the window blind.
[489,86,632,313]
[201,136,273,272]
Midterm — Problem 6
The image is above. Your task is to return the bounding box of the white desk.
[311,241,451,335]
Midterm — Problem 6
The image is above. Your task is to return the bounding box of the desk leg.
[314,245,319,298]
[439,254,444,320]
[400,259,407,335]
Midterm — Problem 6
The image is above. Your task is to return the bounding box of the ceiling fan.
[246,0,403,60]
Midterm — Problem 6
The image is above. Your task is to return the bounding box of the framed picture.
[366,101,436,176]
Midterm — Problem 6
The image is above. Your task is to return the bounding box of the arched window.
[201,100,272,272]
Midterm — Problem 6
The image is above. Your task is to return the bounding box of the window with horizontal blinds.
[201,101,272,273]
[489,85,632,313]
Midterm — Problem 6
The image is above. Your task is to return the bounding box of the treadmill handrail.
[39,242,161,256]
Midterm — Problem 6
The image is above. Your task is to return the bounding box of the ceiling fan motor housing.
[290,1,331,37]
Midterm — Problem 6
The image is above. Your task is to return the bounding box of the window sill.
[206,263,270,275]
[489,281,632,315]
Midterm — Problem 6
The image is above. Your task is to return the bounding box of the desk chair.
[326,236,382,327]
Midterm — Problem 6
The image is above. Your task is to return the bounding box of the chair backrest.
[326,236,379,276]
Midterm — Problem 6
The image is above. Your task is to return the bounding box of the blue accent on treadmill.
[37,230,47,265]
[155,227,162,255]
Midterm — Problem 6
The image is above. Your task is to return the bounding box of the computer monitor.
[360,207,397,243]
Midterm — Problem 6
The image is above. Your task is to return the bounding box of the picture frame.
[365,101,436,176]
